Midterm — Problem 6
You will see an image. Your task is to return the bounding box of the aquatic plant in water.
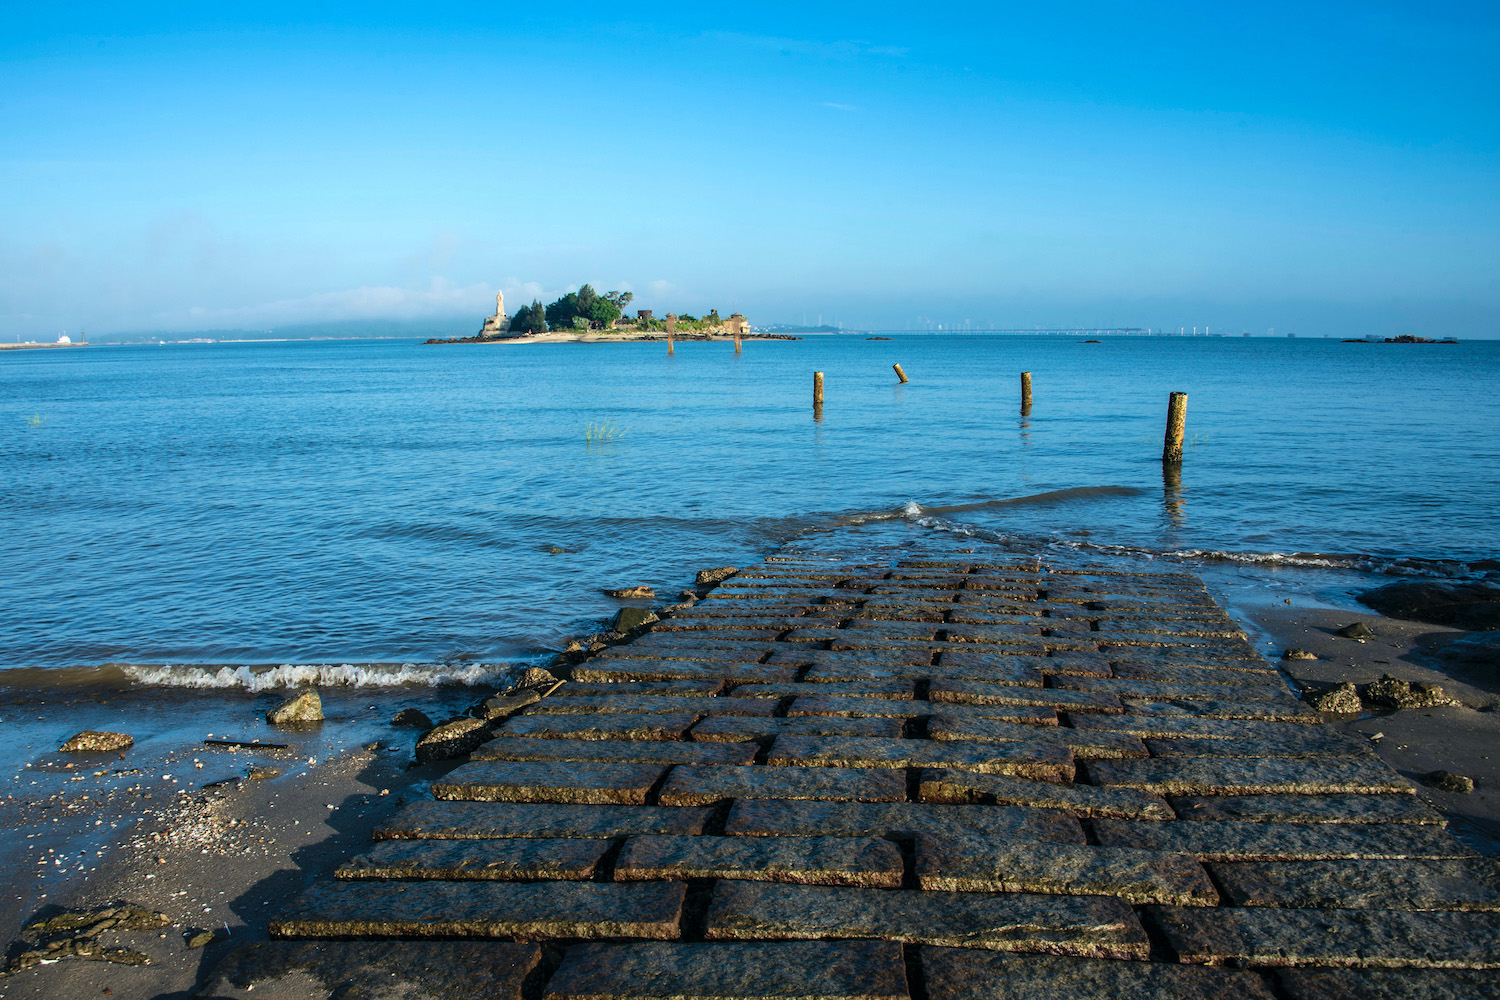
[584,421,628,444]
[25,413,45,428]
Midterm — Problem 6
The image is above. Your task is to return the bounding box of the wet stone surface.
[921,947,1278,1000]
[1168,793,1447,825]
[1083,757,1412,796]
[705,882,1151,958]
[431,761,668,805]
[473,736,759,766]
[1209,859,1500,910]
[337,837,611,880]
[927,715,1148,758]
[374,801,712,840]
[722,798,1085,842]
[690,715,906,742]
[1276,967,1500,1000]
[496,712,702,741]
[767,735,1075,780]
[657,764,907,805]
[1093,819,1476,860]
[527,694,778,716]
[271,881,687,940]
[542,940,911,1000]
[914,835,1219,906]
[918,768,1175,819]
[202,941,542,1000]
[614,834,905,887]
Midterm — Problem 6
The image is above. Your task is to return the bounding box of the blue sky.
[2,3,1497,336]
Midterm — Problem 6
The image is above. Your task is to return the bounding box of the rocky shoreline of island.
[425,330,802,345]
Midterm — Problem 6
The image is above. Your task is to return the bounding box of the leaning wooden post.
[813,372,825,406]
[734,330,742,355]
[666,314,677,356]
[1163,392,1188,463]
[1020,372,1032,415]
[893,364,909,384]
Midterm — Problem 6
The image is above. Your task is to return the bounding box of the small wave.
[0,661,519,691]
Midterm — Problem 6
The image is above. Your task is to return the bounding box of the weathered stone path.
[202,538,1500,999]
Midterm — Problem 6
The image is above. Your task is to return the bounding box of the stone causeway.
[201,536,1500,999]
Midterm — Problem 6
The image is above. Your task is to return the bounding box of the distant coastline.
[0,341,89,351]
[425,330,802,346]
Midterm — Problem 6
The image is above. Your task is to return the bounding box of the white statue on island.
[478,289,510,338]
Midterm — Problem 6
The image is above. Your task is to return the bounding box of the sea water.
[3,334,1497,682]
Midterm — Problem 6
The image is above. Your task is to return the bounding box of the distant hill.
[90,317,473,344]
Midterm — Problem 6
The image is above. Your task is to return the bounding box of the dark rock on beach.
[1282,648,1317,661]
[1308,682,1362,715]
[415,717,492,763]
[1424,770,1476,794]
[392,708,435,729]
[1359,580,1500,630]
[696,566,738,586]
[59,730,134,752]
[605,586,656,599]
[1335,621,1375,639]
[613,608,659,632]
[267,688,323,724]
[1362,674,1458,710]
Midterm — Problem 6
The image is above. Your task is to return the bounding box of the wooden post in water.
[813,372,825,406]
[893,364,909,383]
[1020,372,1032,415]
[734,330,742,354]
[666,314,677,356]
[1163,392,1188,464]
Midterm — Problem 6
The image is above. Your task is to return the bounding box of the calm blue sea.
[3,334,1497,681]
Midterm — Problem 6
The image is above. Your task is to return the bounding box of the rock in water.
[1308,682,1362,715]
[267,689,323,724]
[59,730,134,752]
[604,586,655,599]
[613,608,659,632]
[1335,621,1375,639]
[515,667,558,690]
[474,689,542,722]
[1359,580,1500,630]
[415,718,491,763]
[1363,674,1458,710]
[695,566,738,586]
[391,708,434,729]
[1282,648,1317,661]
[1425,770,1476,794]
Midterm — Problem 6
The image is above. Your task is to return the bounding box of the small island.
[425,285,800,345]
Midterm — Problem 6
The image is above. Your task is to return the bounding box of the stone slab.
[929,679,1122,713]
[918,768,1174,819]
[542,941,910,1000]
[772,648,935,670]
[374,801,711,840]
[915,835,1217,906]
[575,660,796,683]
[432,761,666,805]
[1111,661,1280,683]
[913,702,1060,725]
[474,737,758,766]
[690,715,906,742]
[732,680,914,699]
[528,695,777,717]
[270,880,686,940]
[1083,757,1412,796]
[1070,714,1324,739]
[1093,818,1477,860]
[704,882,1149,958]
[201,941,541,1000]
[1144,730,1378,759]
[1210,859,1500,910]
[723,799,1084,843]
[1119,697,1318,721]
[553,680,727,697]
[497,713,700,741]
[787,695,920,717]
[614,834,904,887]
[928,716,1148,758]
[630,629,785,644]
[940,650,1113,677]
[1054,676,1289,701]
[921,947,1277,1000]
[658,764,906,806]
[1170,793,1447,825]
[768,735,1074,780]
[1277,967,1500,1000]
[1151,905,1500,968]
[337,837,611,880]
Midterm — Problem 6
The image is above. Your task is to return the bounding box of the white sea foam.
[119,662,513,690]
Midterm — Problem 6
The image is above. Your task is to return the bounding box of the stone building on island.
[477,291,511,338]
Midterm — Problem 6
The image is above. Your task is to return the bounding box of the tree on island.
[543,284,631,331]
[509,299,547,335]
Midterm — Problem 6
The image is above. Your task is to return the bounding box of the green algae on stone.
[575,659,796,683]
